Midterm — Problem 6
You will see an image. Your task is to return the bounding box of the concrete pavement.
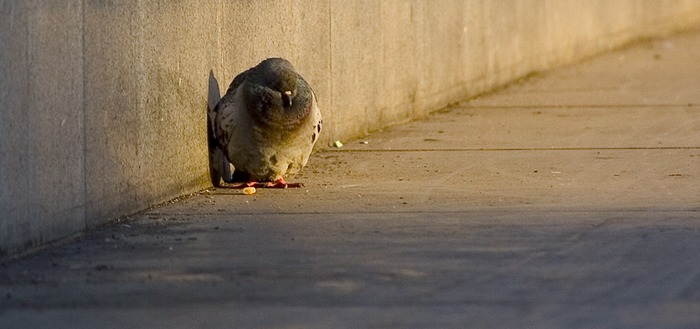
[1,29,700,328]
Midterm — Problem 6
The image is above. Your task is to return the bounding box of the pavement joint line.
[328,146,700,153]
[144,209,700,216]
[458,104,697,109]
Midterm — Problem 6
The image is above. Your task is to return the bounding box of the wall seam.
[327,0,334,144]
[219,0,224,83]
[81,0,88,230]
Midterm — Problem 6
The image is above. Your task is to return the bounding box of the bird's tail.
[207,70,232,186]
[207,70,221,141]
[207,70,220,112]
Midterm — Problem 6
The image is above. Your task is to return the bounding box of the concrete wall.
[2,0,700,256]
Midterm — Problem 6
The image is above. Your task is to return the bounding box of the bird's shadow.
[207,70,232,186]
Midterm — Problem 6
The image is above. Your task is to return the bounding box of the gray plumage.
[208,58,322,186]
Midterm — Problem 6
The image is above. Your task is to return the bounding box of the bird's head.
[245,58,312,129]
[257,58,299,109]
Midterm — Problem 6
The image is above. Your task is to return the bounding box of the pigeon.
[208,58,322,188]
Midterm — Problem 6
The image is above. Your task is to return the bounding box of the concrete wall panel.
[84,0,142,225]
[329,0,383,139]
[84,0,219,227]
[1,1,32,254]
[1,1,84,254]
[130,0,218,218]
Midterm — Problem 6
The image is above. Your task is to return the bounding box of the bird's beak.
[282,90,293,107]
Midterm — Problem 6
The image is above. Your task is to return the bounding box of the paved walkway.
[2,30,700,328]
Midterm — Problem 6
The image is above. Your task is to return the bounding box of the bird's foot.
[223,178,304,189]
[260,177,304,188]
